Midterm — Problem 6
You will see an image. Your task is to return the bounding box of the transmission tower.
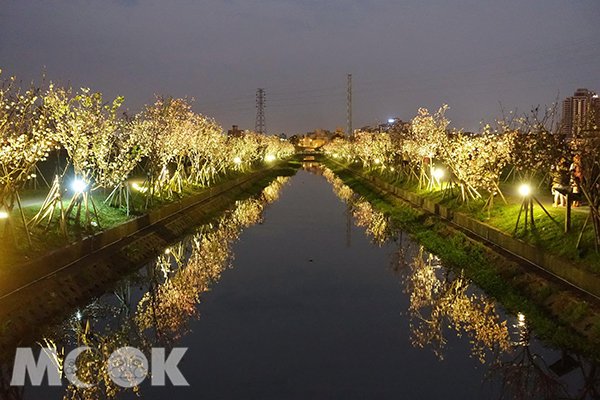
[255,88,266,134]
[346,74,352,136]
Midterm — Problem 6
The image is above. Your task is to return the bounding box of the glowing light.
[374,158,381,164]
[518,183,531,197]
[233,157,242,165]
[164,248,171,255]
[0,210,8,219]
[432,167,444,180]
[390,167,395,172]
[264,154,276,162]
[517,312,526,327]
[131,182,147,193]
[387,118,395,124]
[71,178,87,194]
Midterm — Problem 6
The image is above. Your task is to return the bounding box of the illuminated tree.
[571,130,600,251]
[0,72,57,243]
[351,130,395,170]
[260,134,293,161]
[101,117,147,215]
[441,126,515,205]
[226,131,262,172]
[322,137,354,163]
[407,105,450,188]
[508,103,569,183]
[187,115,227,186]
[135,97,194,205]
[29,86,127,230]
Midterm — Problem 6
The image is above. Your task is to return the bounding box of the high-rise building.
[561,88,600,137]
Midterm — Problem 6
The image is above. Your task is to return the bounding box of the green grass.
[324,158,600,360]
[336,161,600,274]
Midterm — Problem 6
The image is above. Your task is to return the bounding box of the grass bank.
[359,164,600,273]
[0,161,299,274]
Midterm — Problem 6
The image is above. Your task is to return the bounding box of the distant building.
[297,129,332,150]
[227,125,244,137]
[561,88,600,137]
[360,117,410,133]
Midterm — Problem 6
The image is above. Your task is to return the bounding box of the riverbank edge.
[323,158,600,360]
[337,162,600,296]
[0,162,298,299]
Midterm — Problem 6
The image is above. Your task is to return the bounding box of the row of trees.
[323,104,600,247]
[0,72,294,241]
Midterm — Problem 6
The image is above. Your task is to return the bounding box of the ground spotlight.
[432,167,444,180]
[71,178,87,194]
[518,183,531,197]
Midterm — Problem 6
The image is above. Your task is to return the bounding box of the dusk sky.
[1,0,598,134]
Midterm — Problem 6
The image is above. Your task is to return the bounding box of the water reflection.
[1,176,290,399]
[312,164,600,400]
[401,246,511,363]
[320,166,391,246]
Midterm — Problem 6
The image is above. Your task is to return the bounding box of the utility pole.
[255,88,266,134]
[346,74,352,136]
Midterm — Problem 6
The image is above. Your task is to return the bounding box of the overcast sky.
[1,0,598,134]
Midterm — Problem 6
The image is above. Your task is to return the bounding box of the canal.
[2,166,598,399]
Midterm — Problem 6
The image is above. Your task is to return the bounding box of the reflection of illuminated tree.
[33,176,290,399]
[404,247,511,363]
[351,201,390,246]
[490,339,568,400]
[321,167,392,245]
[399,245,600,398]
[135,178,290,343]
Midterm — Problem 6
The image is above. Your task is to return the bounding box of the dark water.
[4,168,599,399]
